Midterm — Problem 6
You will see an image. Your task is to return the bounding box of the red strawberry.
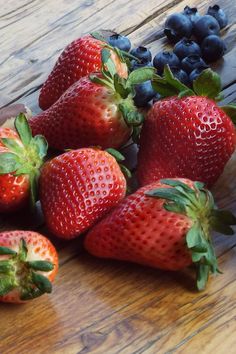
[39,148,128,239]
[39,33,128,110]
[85,178,236,290]
[0,114,48,212]
[30,55,154,150]
[137,67,236,187]
[0,230,58,303]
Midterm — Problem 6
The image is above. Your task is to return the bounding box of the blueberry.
[193,15,220,42]
[189,66,208,83]
[153,51,180,75]
[108,34,131,52]
[164,13,193,43]
[207,5,228,29]
[130,46,152,64]
[173,38,201,60]
[181,55,208,74]
[170,67,189,86]
[183,6,201,24]
[133,81,156,107]
[130,61,152,72]
[201,35,226,62]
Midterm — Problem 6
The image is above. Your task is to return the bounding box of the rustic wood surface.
[1,0,236,353]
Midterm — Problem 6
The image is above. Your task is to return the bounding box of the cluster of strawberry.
[1,31,236,303]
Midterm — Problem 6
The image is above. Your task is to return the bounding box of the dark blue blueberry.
[153,93,162,103]
[164,13,193,43]
[207,5,228,29]
[133,81,156,107]
[130,46,152,64]
[153,51,180,75]
[189,66,208,83]
[173,38,201,60]
[193,15,220,42]
[108,34,131,52]
[183,6,201,24]
[170,67,189,86]
[130,61,152,72]
[201,35,226,62]
[181,55,208,74]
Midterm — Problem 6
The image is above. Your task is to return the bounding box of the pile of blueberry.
[107,4,228,107]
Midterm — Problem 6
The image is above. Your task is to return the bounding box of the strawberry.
[0,114,48,212]
[137,67,236,187]
[39,33,128,110]
[0,230,58,303]
[30,52,154,150]
[85,178,236,290]
[39,147,129,239]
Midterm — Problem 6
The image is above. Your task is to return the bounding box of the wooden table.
[1,0,236,353]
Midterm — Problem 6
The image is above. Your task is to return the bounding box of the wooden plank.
[2,0,236,111]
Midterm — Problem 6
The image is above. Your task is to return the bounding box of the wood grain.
[1,0,236,353]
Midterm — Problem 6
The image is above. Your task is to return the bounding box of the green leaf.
[221,104,236,124]
[14,113,32,146]
[0,138,23,155]
[33,135,48,159]
[152,66,194,98]
[161,179,194,194]
[106,148,125,162]
[19,238,28,262]
[0,260,14,274]
[0,152,20,174]
[89,74,113,90]
[0,276,16,296]
[186,223,204,249]
[197,264,210,291]
[102,48,117,78]
[131,126,142,145]
[126,67,156,87]
[146,188,185,205]
[211,209,236,226]
[114,74,130,99]
[29,173,38,207]
[119,103,144,127]
[0,246,17,255]
[90,31,107,43]
[20,288,44,301]
[32,272,52,293]
[120,164,132,179]
[193,69,221,99]
[27,261,54,272]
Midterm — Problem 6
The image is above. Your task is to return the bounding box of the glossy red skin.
[39,34,128,110]
[0,128,29,212]
[0,230,58,303]
[31,76,132,150]
[85,179,193,271]
[39,148,127,239]
[137,96,236,187]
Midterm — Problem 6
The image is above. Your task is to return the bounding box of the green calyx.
[89,44,155,140]
[146,179,236,291]
[0,238,54,300]
[106,148,132,180]
[152,65,236,122]
[0,114,48,206]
